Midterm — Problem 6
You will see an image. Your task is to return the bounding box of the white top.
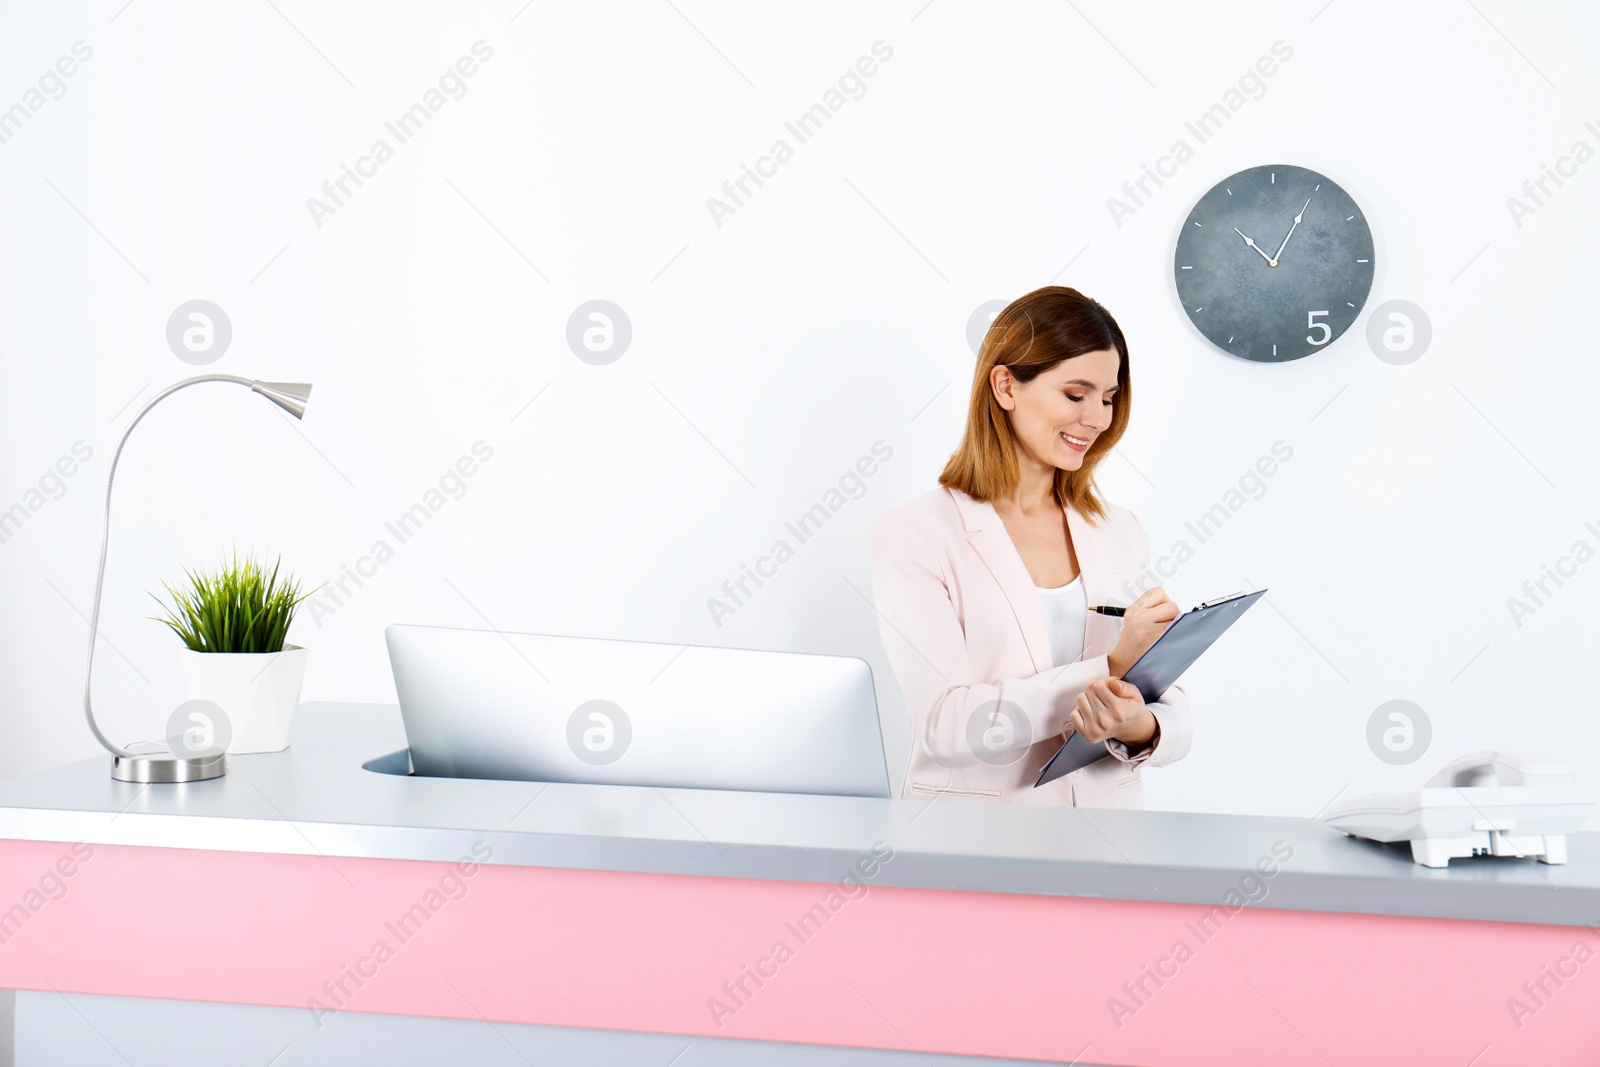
[1035,574,1086,668]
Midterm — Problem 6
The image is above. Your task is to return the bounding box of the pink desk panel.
[1,838,1596,1065]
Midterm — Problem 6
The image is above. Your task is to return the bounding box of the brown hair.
[938,285,1131,523]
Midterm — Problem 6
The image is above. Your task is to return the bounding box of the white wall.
[2,0,1598,824]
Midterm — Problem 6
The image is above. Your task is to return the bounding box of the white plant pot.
[180,644,309,754]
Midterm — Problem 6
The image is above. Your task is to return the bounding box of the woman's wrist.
[1106,649,1127,678]
[1115,708,1158,748]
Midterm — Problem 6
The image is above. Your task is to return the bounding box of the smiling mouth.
[1061,432,1091,450]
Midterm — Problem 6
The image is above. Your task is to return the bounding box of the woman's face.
[990,348,1119,475]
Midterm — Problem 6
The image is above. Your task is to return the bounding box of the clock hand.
[1270,197,1313,267]
[1233,227,1275,266]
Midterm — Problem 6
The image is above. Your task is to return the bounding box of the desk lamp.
[83,375,313,783]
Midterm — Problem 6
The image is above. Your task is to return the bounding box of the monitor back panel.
[385,623,890,798]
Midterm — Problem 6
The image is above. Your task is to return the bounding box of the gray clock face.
[1174,164,1374,363]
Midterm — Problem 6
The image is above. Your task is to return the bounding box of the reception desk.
[0,701,1597,1066]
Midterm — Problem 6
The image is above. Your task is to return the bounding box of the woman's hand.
[1107,586,1179,678]
[1069,677,1157,748]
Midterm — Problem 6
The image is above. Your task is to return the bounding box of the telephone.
[1319,751,1596,868]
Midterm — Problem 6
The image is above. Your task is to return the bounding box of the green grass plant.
[149,552,315,654]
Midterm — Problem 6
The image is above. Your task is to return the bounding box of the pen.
[1091,590,1254,618]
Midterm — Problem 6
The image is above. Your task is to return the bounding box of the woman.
[869,285,1191,808]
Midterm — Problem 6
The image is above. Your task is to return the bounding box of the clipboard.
[1033,588,1267,788]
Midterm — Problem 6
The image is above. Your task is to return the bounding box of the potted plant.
[150,552,317,754]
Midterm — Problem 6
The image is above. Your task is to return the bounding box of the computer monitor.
[384,623,891,798]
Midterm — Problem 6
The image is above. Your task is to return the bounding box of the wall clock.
[1174,163,1374,362]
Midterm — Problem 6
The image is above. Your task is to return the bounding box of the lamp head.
[251,381,312,419]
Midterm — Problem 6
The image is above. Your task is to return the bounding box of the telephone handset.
[1424,750,1579,789]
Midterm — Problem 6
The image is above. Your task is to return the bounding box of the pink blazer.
[869,485,1192,808]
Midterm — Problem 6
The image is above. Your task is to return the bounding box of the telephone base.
[1408,831,1568,869]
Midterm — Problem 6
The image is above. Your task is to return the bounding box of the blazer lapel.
[1067,503,1117,662]
[951,489,1111,673]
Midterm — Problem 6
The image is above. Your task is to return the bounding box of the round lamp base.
[111,751,226,783]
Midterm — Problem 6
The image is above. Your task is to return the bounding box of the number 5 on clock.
[1307,310,1332,346]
